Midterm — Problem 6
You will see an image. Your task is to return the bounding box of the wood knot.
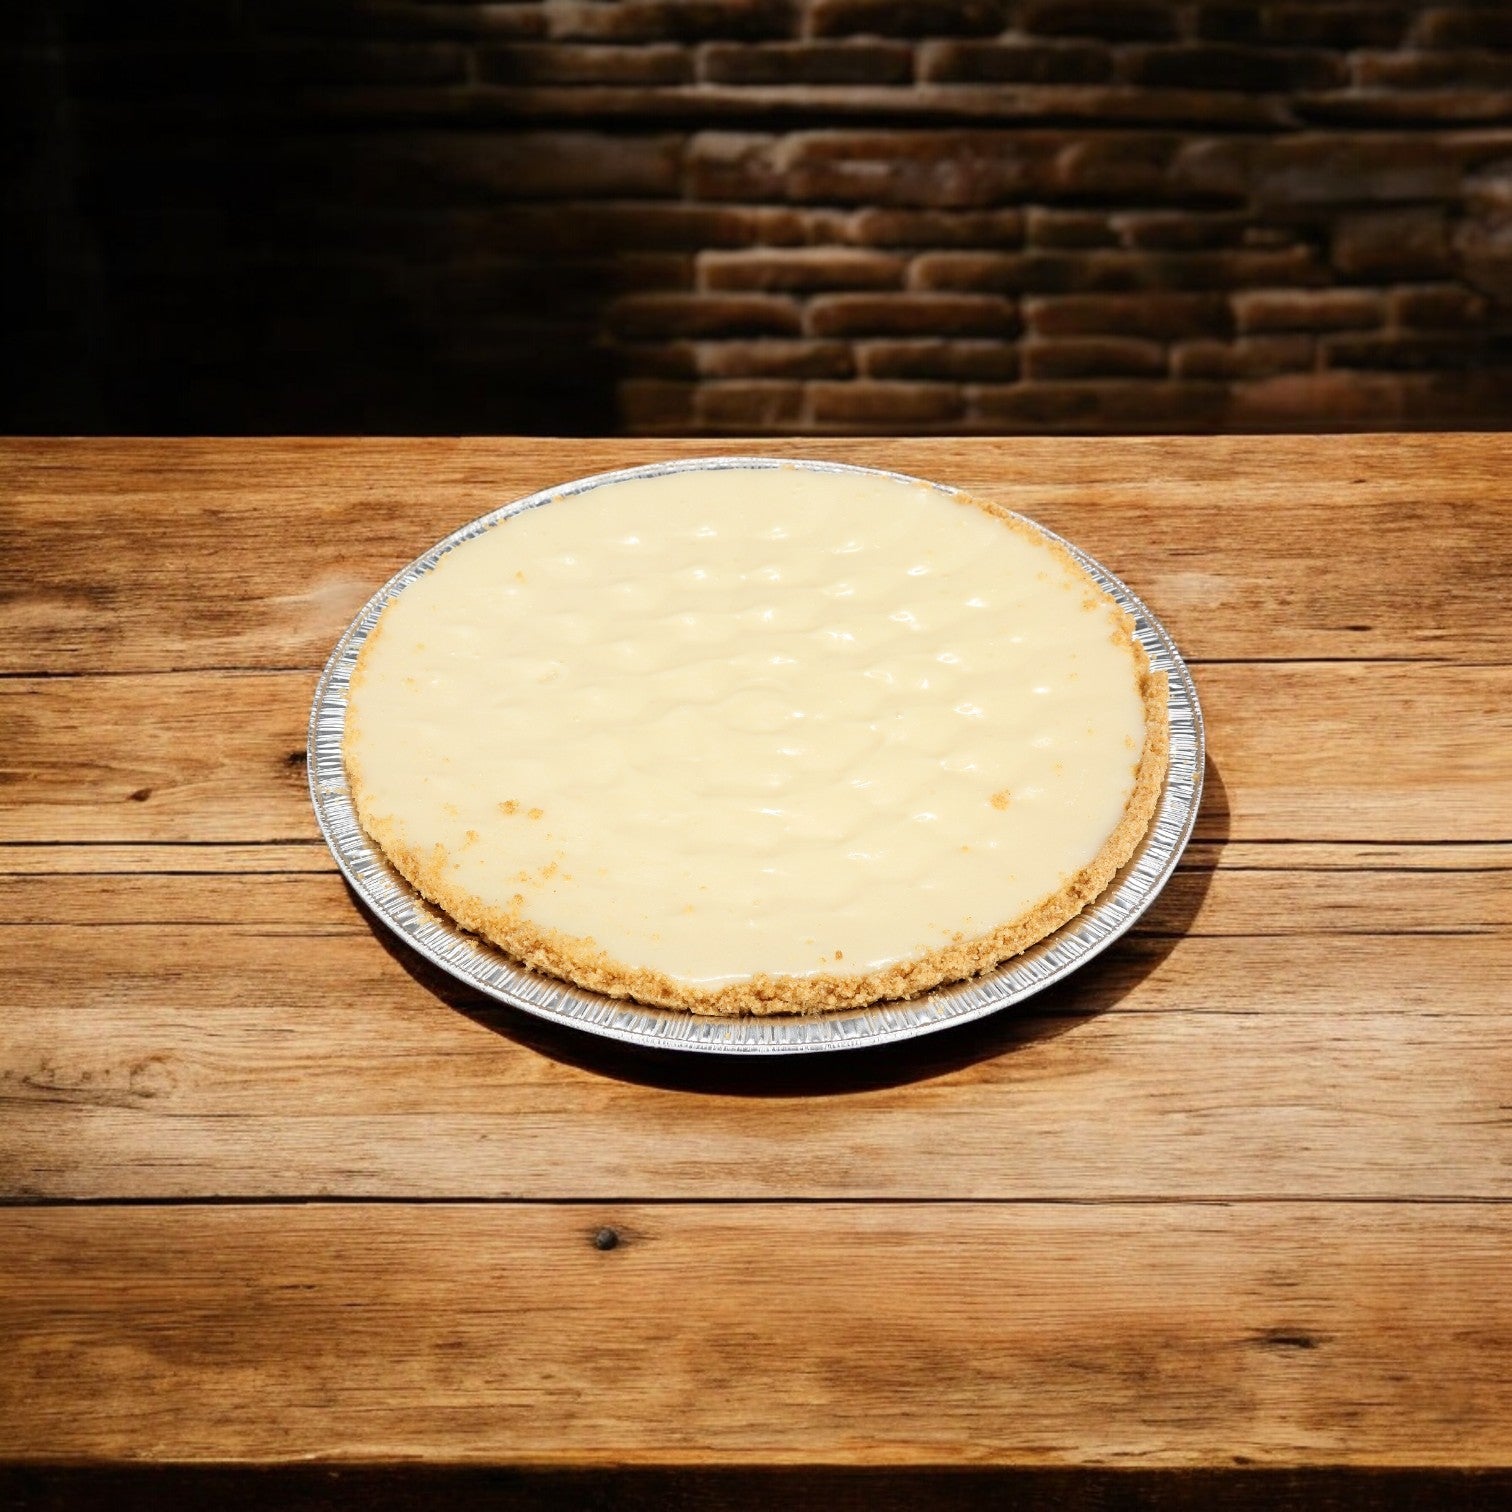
[128,787,152,802]
[128,1056,177,1100]
[592,1226,620,1252]
[1255,1329,1319,1351]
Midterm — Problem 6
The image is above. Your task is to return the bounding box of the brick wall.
[10,1,1512,433]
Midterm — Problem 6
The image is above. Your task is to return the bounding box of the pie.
[345,462,1169,1016]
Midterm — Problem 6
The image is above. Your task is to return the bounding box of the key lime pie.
[345,461,1168,1016]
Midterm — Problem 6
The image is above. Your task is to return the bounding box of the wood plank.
[1187,841,1512,872]
[2,1203,1508,1466]
[5,928,1506,1200]
[1197,663,1510,844]
[3,664,1507,843]
[12,922,1503,1026]
[2,857,1508,934]
[0,671,316,843]
[0,842,332,876]
[3,436,1509,672]
[5,839,1507,875]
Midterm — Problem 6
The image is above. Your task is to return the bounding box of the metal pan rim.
[309,456,1204,1056]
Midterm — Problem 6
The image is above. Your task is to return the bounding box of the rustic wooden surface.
[2,436,1509,1502]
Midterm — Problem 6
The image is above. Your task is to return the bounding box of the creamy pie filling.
[346,464,1168,1015]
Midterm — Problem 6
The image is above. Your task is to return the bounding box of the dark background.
[7,0,1512,436]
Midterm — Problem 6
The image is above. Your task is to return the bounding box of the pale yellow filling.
[347,466,1150,992]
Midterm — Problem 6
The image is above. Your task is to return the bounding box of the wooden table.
[3,436,1509,1509]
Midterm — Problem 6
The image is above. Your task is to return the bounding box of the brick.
[1223,370,1406,429]
[970,379,1227,430]
[807,0,1008,39]
[1464,160,1512,215]
[701,42,913,85]
[1172,335,1315,379]
[916,86,1289,131]
[1204,3,1412,48]
[480,44,692,86]
[859,339,1021,380]
[1413,8,1512,48]
[1353,50,1512,91]
[1027,209,1116,248]
[1261,5,1412,48]
[920,41,1112,84]
[1389,283,1491,329]
[1323,331,1488,370]
[909,252,1024,292]
[1234,289,1386,333]
[1244,226,1299,250]
[1294,92,1512,128]
[1055,136,1178,197]
[1113,210,1254,250]
[846,208,1025,247]
[755,207,856,244]
[1027,293,1231,338]
[1459,164,1512,302]
[609,293,802,338]
[1123,45,1347,93]
[1018,1,1176,41]
[686,133,785,201]
[669,206,852,247]
[699,248,905,292]
[696,380,806,427]
[1221,367,1512,429]
[1251,138,1463,207]
[1229,368,1512,429]
[970,381,1109,427]
[786,132,1062,208]
[620,378,696,430]
[807,293,1018,337]
[1169,138,1254,202]
[809,380,966,425]
[1023,337,1168,379]
[1010,247,1326,294]
[1333,208,1454,280]
[694,340,855,378]
[547,1,798,43]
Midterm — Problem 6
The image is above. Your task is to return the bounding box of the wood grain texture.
[3,1204,1509,1467]
[2,436,1508,1479]
[3,838,1506,875]
[3,889,1507,1200]
[3,663,1508,844]
[4,849,1509,931]
[4,435,1509,670]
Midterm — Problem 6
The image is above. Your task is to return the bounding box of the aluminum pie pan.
[309,455,1203,1056]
